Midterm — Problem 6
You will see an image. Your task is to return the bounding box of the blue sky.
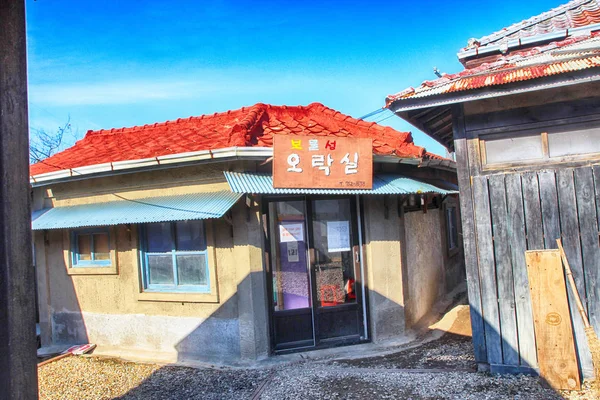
[27,0,558,156]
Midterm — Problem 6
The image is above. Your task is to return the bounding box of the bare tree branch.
[29,117,74,163]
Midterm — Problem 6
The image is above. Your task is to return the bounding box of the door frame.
[262,195,369,354]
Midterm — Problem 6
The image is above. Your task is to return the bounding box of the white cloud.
[29,80,218,106]
[28,73,330,107]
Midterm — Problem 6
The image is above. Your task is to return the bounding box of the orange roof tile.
[31,103,425,176]
[386,31,600,104]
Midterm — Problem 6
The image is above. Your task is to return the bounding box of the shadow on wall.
[173,273,257,364]
[114,293,572,399]
[36,229,89,349]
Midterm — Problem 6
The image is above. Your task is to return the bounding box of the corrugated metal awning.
[32,191,242,230]
[224,171,458,195]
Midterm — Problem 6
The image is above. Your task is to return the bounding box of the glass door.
[266,197,365,352]
[309,198,363,344]
[268,200,315,351]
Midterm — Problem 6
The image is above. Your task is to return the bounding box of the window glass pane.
[93,233,110,260]
[175,221,205,251]
[270,201,311,311]
[146,223,173,252]
[77,234,92,261]
[485,135,544,164]
[148,255,174,285]
[548,128,600,158]
[176,254,207,285]
[447,208,458,250]
[312,199,356,306]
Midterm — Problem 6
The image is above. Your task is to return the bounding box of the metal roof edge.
[223,171,458,195]
[388,70,600,114]
[30,147,421,187]
[30,147,274,187]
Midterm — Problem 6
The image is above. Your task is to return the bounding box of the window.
[547,127,600,158]
[72,229,111,267]
[484,134,544,164]
[141,221,210,293]
[446,206,459,254]
[482,122,600,167]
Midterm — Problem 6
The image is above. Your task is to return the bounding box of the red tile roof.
[387,0,600,106]
[463,0,600,52]
[386,31,600,104]
[30,103,425,176]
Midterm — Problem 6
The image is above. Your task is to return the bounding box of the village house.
[385,0,600,378]
[31,102,464,363]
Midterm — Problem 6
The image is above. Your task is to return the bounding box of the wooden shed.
[386,0,600,377]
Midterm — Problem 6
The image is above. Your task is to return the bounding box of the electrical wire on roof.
[358,108,386,120]
[373,112,396,124]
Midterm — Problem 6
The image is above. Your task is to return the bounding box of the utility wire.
[374,114,396,124]
[358,108,386,120]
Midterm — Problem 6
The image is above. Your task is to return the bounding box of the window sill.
[137,290,219,303]
[67,265,118,275]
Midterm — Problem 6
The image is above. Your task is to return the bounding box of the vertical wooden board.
[522,172,544,250]
[538,171,561,249]
[526,250,581,391]
[581,167,600,332]
[557,169,587,312]
[557,168,594,378]
[488,174,519,366]
[594,165,600,230]
[472,175,503,365]
[453,107,487,364]
[505,174,538,368]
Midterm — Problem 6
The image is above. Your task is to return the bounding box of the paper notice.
[287,241,299,262]
[327,220,351,252]
[279,222,304,243]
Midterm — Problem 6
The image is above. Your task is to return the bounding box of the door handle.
[355,250,359,263]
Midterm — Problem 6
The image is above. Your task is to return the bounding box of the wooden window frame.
[480,128,600,171]
[139,221,211,294]
[71,228,112,267]
[63,227,118,275]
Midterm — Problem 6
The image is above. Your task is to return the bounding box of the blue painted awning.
[224,171,458,195]
[32,191,243,230]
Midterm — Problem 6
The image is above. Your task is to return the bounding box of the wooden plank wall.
[472,166,600,376]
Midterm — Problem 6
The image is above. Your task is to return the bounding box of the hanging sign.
[273,135,373,189]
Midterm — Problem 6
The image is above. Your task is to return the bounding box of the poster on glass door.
[327,220,351,252]
[279,222,304,243]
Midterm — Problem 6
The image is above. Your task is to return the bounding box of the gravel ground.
[260,366,565,400]
[330,333,477,370]
[39,343,599,400]
[38,356,269,400]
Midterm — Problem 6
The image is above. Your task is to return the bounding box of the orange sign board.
[273,135,373,189]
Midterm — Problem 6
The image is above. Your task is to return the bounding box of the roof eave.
[30,147,427,187]
[29,147,272,187]
[387,68,600,152]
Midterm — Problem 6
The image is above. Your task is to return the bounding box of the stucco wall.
[404,209,444,326]
[363,196,407,341]
[34,164,268,363]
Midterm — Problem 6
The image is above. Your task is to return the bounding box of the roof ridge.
[229,103,269,146]
[84,103,265,138]
[471,0,597,48]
